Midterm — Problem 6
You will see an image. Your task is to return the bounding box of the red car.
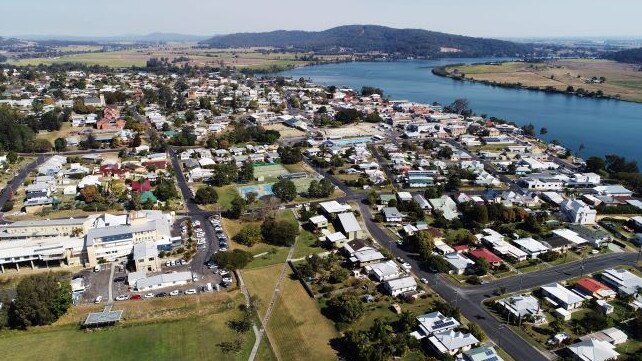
[130,294,142,300]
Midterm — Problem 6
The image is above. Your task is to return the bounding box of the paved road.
[0,155,47,221]
[167,146,219,275]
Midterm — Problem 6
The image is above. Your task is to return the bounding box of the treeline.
[605,47,642,65]
[586,154,641,195]
[0,105,52,152]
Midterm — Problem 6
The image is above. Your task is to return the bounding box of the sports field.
[253,163,289,179]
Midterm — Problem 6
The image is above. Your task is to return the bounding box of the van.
[94,265,101,272]
[94,295,102,304]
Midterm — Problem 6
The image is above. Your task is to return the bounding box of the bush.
[212,249,253,269]
[1,200,14,212]
[9,273,72,329]
[261,217,299,246]
[233,224,262,247]
[194,185,219,204]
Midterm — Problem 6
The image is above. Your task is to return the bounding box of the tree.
[364,111,383,123]
[131,133,142,148]
[154,178,179,201]
[229,196,247,219]
[53,138,67,152]
[238,161,254,183]
[212,162,239,186]
[194,185,219,205]
[334,108,361,124]
[79,185,102,204]
[361,86,383,96]
[540,127,548,135]
[475,258,490,276]
[437,146,453,160]
[6,151,18,164]
[327,293,365,323]
[445,98,471,116]
[550,318,565,333]
[233,224,262,247]
[277,146,303,164]
[10,273,72,328]
[272,179,297,202]
[468,322,485,341]
[307,178,335,198]
[261,217,299,246]
[212,249,253,269]
[585,156,606,173]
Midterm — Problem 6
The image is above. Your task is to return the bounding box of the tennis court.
[253,163,289,179]
[238,183,274,199]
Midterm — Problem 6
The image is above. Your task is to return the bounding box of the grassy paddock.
[0,291,255,361]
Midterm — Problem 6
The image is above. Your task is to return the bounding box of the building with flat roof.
[133,241,160,272]
[383,276,417,296]
[463,346,504,361]
[134,271,192,291]
[513,237,550,258]
[364,260,402,282]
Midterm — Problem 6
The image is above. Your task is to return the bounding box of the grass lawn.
[36,123,76,143]
[240,265,284,318]
[0,292,256,361]
[266,269,339,361]
[246,247,290,269]
[215,184,239,210]
[292,229,325,259]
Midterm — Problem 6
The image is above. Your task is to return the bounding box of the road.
[0,155,47,221]
[167,146,219,275]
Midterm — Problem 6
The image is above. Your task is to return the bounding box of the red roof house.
[469,248,503,267]
[99,164,125,177]
[453,245,469,253]
[575,277,617,300]
[131,179,152,192]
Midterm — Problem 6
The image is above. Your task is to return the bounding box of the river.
[279,58,642,165]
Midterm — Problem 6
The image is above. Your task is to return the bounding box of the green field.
[0,292,258,361]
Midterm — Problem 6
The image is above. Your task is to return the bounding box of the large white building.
[560,199,597,225]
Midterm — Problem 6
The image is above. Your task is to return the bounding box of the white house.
[561,199,597,225]
[567,339,619,361]
[412,311,460,338]
[600,268,642,296]
[428,330,479,356]
[382,207,403,223]
[364,260,402,282]
[383,276,417,296]
[443,253,475,275]
[541,283,584,310]
[512,237,550,259]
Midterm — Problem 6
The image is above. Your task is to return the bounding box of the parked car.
[115,294,129,301]
[420,278,428,284]
[184,289,197,295]
[94,296,103,303]
[144,293,154,299]
[130,294,142,300]
[169,290,180,296]
[155,292,168,297]
[402,262,412,271]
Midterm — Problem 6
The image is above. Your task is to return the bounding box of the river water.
[279,59,642,165]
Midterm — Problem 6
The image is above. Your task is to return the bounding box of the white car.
[420,278,428,284]
[184,288,197,295]
[165,261,171,267]
[402,262,412,271]
[144,293,154,299]
[115,294,129,301]
[197,240,206,245]
[169,290,180,296]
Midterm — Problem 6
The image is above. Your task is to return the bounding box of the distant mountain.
[605,47,642,64]
[200,25,533,57]
[13,33,210,43]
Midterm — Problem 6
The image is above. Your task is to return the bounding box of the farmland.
[442,59,642,102]
[8,45,349,70]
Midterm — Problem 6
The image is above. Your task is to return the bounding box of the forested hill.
[605,47,642,64]
[200,25,533,57]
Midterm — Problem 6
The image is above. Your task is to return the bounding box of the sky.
[2,0,642,39]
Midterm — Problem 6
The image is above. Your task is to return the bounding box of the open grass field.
[266,269,339,361]
[445,59,642,102]
[0,291,258,361]
[253,163,289,179]
[9,45,351,70]
[215,184,239,209]
[240,265,284,318]
[36,123,78,143]
[292,228,325,259]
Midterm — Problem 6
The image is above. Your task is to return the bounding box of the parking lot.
[71,215,233,304]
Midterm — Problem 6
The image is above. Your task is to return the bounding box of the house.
[308,215,328,229]
[397,191,413,202]
[574,278,617,300]
[429,195,458,220]
[513,237,550,259]
[463,346,504,361]
[383,276,417,296]
[600,268,642,296]
[413,194,431,210]
[561,199,597,225]
[348,247,386,267]
[382,207,403,223]
[497,294,545,323]
[412,311,460,338]
[325,232,347,247]
[566,339,619,361]
[443,253,475,275]
[541,283,584,310]
[593,185,633,198]
[318,201,351,216]
[131,179,152,192]
[542,235,575,253]
[336,212,362,240]
[364,260,402,282]
[579,327,628,345]
[567,224,611,247]
[428,330,479,356]
[469,248,503,267]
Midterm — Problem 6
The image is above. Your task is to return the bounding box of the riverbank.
[433,59,642,103]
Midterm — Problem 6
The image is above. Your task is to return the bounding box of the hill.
[605,47,642,64]
[200,25,533,57]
